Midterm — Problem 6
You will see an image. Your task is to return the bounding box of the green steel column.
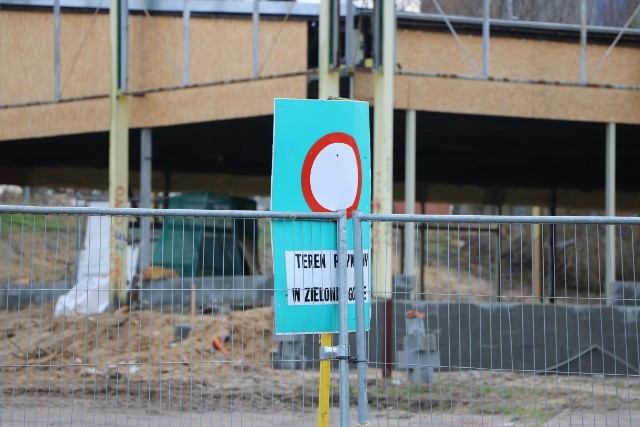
[372,0,394,298]
[318,0,339,98]
[109,0,129,307]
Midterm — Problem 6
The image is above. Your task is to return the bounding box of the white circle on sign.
[309,143,359,211]
[301,132,362,218]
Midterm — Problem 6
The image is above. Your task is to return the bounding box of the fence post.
[352,210,369,426]
[337,210,350,427]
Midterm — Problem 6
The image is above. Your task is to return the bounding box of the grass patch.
[366,384,438,400]
[477,403,559,425]
[361,383,455,411]
[472,384,562,425]
[476,384,547,399]
[0,214,74,234]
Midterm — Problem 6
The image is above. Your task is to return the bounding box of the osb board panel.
[190,17,252,82]
[397,30,640,86]
[189,17,306,83]
[129,75,306,128]
[397,29,483,76]
[59,12,110,98]
[258,20,307,76]
[354,72,640,124]
[586,44,640,86]
[0,11,54,105]
[0,98,109,141]
[491,36,640,86]
[129,15,183,91]
[0,75,304,141]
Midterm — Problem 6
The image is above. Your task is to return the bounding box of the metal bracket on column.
[320,344,349,360]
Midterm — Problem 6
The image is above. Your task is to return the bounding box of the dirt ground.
[1,207,639,425]
[0,227,77,284]
[2,303,640,426]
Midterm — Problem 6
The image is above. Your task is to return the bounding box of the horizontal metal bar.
[7,68,638,112]
[355,212,640,226]
[396,69,640,92]
[0,70,313,110]
[0,0,322,16]
[0,205,342,220]
[125,70,314,97]
[0,92,109,110]
[6,0,640,39]
[4,204,636,225]
[133,0,318,16]
[394,10,640,38]
[6,65,639,111]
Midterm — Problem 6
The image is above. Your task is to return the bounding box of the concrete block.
[393,274,416,299]
[138,275,274,313]
[406,316,426,335]
[397,348,440,369]
[407,366,434,383]
[403,333,439,353]
[612,281,640,306]
[271,336,308,370]
[0,282,70,310]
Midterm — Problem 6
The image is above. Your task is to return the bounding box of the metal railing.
[1,204,640,426]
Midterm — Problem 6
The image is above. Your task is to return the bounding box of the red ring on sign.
[301,132,362,219]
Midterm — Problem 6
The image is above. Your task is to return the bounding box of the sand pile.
[0,303,319,411]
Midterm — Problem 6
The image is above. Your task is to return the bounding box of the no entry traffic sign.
[271,99,371,334]
[301,132,362,218]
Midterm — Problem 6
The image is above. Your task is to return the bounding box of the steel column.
[140,129,153,272]
[352,211,369,427]
[337,211,349,427]
[183,0,190,85]
[319,0,339,97]
[345,0,354,68]
[109,0,130,307]
[404,110,416,277]
[532,206,542,301]
[605,122,616,305]
[120,0,129,92]
[372,0,395,298]
[317,3,339,426]
[580,0,587,84]
[482,0,490,77]
[252,0,259,78]
[54,0,61,100]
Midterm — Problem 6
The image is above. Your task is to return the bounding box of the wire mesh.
[363,216,640,427]
[1,207,640,426]
[0,208,339,426]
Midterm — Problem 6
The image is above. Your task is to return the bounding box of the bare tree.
[419,0,640,27]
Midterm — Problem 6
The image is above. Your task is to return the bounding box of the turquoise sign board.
[271,98,371,334]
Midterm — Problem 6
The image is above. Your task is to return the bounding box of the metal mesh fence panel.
[0,207,343,426]
[1,206,640,426]
[359,214,640,427]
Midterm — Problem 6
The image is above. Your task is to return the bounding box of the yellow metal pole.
[317,333,332,427]
[109,0,129,307]
[317,0,339,424]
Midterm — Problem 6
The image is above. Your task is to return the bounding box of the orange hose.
[212,337,231,358]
